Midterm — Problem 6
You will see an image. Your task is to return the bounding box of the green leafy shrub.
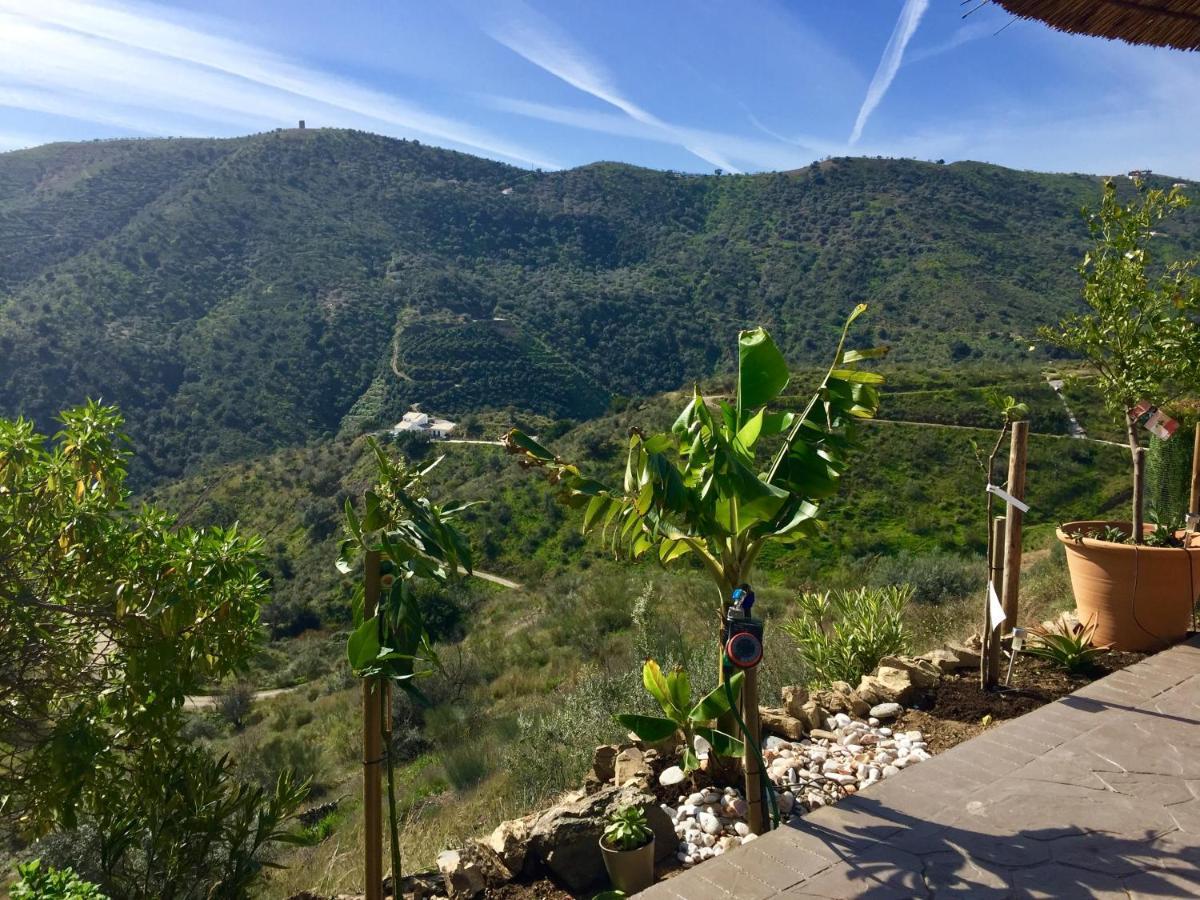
[1025,616,1109,674]
[615,660,745,775]
[868,550,982,605]
[780,586,911,687]
[602,806,653,851]
[10,860,107,900]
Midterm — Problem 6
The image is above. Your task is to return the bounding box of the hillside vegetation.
[3,129,1196,485]
[148,362,1130,642]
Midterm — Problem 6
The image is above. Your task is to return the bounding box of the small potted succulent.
[600,805,656,895]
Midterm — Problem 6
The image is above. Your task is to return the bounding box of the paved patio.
[639,637,1200,899]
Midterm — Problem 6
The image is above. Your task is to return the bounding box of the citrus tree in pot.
[1041,180,1200,650]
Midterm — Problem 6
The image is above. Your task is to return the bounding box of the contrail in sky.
[849,0,929,145]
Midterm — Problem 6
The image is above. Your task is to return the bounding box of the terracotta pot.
[599,835,655,895]
[1056,521,1199,651]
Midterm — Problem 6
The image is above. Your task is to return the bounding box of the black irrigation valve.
[722,584,764,669]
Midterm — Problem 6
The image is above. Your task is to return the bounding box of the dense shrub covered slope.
[3,129,1195,483]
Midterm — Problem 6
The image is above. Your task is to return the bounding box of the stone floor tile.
[1049,832,1162,877]
[920,849,1012,897]
[778,846,928,899]
[693,859,781,900]
[1010,862,1127,898]
[1123,866,1200,898]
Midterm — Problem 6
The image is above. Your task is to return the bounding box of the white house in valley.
[390,410,455,440]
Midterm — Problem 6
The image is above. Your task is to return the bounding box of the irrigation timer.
[723,584,764,669]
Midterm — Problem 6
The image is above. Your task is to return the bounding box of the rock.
[382,870,446,900]
[437,844,511,899]
[698,811,722,835]
[876,655,941,690]
[659,765,686,787]
[781,684,809,718]
[944,636,983,669]
[528,782,673,893]
[486,816,533,875]
[809,728,838,742]
[856,666,914,706]
[869,702,903,720]
[759,707,806,741]
[918,648,965,674]
[614,746,650,785]
[591,745,619,783]
[794,699,826,732]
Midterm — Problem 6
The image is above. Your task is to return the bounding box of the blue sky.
[2,0,1199,177]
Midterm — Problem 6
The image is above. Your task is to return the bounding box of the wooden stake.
[1133,448,1147,541]
[984,515,1006,689]
[1001,421,1028,627]
[1189,424,1200,517]
[741,666,767,835]
[362,550,383,900]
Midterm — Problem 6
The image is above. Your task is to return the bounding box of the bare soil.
[898,650,1144,752]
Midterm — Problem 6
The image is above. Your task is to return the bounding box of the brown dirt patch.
[486,879,574,899]
[898,650,1144,752]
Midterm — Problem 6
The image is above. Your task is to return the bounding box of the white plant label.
[987,483,1029,513]
[988,582,1006,631]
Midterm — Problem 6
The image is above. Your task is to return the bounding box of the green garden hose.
[721,664,780,830]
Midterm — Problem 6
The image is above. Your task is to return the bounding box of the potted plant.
[600,805,656,894]
[1042,180,1200,650]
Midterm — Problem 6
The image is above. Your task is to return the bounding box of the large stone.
[877,655,941,690]
[591,745,619,782]
[781,684,809,718]
[436,844,511,899]
[614,746,650,785]
[794,699,827,732]
[944,638,983,670]
[869,702,903,720]
[759,707,806,740]
[811,683,869,718]
[486,815,534,875]
[918,648,965,673]
[528,782,673,893]
[381,870,444,900]
[856,666,914,706]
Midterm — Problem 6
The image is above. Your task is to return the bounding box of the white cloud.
[849,0,929,145]
[485,95,841,170]
[486,1,745,172]
[906,19,999,66]
[0,0,558,168]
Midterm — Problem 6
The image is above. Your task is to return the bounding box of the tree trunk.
[1127,411,1145,544]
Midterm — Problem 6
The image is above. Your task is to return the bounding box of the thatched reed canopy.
[994,0,1200,50]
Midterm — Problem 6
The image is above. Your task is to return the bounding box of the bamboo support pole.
[362,550,383,900]
[1133,448,1147,540]
[1190,424,1200,517]
[1001,421,1028,627]
[741,667,766,835]
[984,516,1006,689]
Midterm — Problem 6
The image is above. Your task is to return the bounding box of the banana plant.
[615,660,745,774]
[337,438,475,884]
[503,304,886,621]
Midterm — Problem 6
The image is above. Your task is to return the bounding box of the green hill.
[2,129,1195,484]
[147,363,1131,639]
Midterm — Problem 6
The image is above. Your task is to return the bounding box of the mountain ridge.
[1,128,1196,483]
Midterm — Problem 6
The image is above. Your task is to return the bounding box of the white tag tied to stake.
[986,483,1030,514]
[987,582,1006,631]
